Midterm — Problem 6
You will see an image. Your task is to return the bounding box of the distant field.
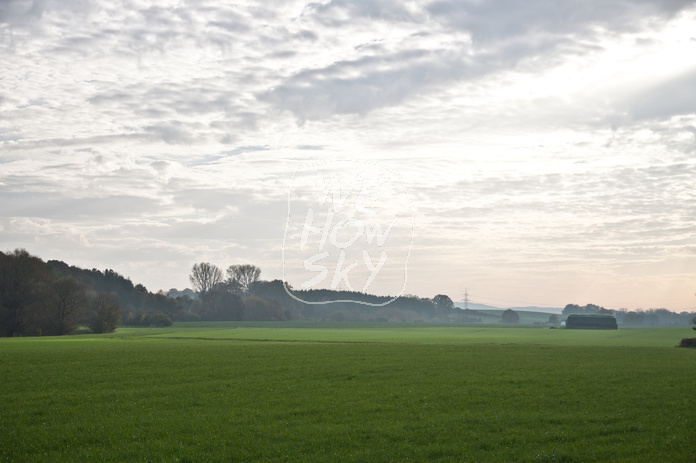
[141,322,691,347]
[1,323,695,462]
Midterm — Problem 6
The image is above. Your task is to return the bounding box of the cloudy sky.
[2,0,695,311]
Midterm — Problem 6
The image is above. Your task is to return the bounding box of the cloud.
[2,0,695,307]
[88,84,244,118]
[0,0,47,26]
[625,68,696,121]
[144,122,197,145]
[262,0,695,121]
[306,0,421,25]
[426,0,692,41]
[0,191,162,219]
[260,48,470,120]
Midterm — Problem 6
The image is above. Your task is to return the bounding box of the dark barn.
[565,314,618,330]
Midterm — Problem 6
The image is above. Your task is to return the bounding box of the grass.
[140,322,691,347]
[1,323,695,462]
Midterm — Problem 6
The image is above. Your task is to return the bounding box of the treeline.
[47,259,180,326]
[184,262,461,323]
[0,249,121,336]
[562,303,693,326]
[11,247,691,338]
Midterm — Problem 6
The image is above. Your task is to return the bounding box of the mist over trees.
[3,248,694,337]
[177,262,464,323]
[561,303,693,326]
[183,263,286,322]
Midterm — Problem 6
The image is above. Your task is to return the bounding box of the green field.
[1,323,695,462]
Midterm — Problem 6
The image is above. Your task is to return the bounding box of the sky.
[1,0,695,311]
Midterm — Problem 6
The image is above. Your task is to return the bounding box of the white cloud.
[1,0,695,310]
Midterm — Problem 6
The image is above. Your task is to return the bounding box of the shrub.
[143,312,173,327]
[125,311,172,327]
[678,338,696,348]
[87,292,121,334]
[175,311,201,322]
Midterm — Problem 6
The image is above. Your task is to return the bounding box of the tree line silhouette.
[1,248,693,337]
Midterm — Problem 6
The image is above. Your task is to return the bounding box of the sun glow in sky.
[1,0,695,311]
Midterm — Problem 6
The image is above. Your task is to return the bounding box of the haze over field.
[1,0,695,311]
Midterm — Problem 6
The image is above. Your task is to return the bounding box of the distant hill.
[454,302,562,314]
[453,307,558,325]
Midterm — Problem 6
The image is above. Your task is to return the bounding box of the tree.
[547,314,559,325]
[49,277,87,335]
[563,303,606,315]
[584,304,602,313]
[207,289,244,321]
[562,304,582,315]
[88,292,121,334]
[189,262,224,298]
[243,296,285,321]
[433,294,454,311]
[692,313,696,331]
[226,264,261,296]
[134,283,148,293]
[432,294,454,322]
[0,249,50,336]
[501,309,520,324]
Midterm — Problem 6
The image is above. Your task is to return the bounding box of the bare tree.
[189,262,224,297]
[226,264,261,296]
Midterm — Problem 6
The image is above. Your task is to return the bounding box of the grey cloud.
[158,214,282,242]
[419,162,696,237]
[169,183,286,213]
[170,187,250,213]
[5,1,266,60]
[144,122,197,145]
[426,0,692,42]
[260,48,481,120]
[1,133,151,150]
[0,191,161,219]
[264,0,695,120]
[307,0,421,25]
[210,111,260,134]
[0,0,95,30]
[157,192,288,242]
[259,38,566,120]
[205,8,252,33]
[626,68,696,121]
[89,84,246,119]
[220,145,268,157]
[0,0,45,25]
